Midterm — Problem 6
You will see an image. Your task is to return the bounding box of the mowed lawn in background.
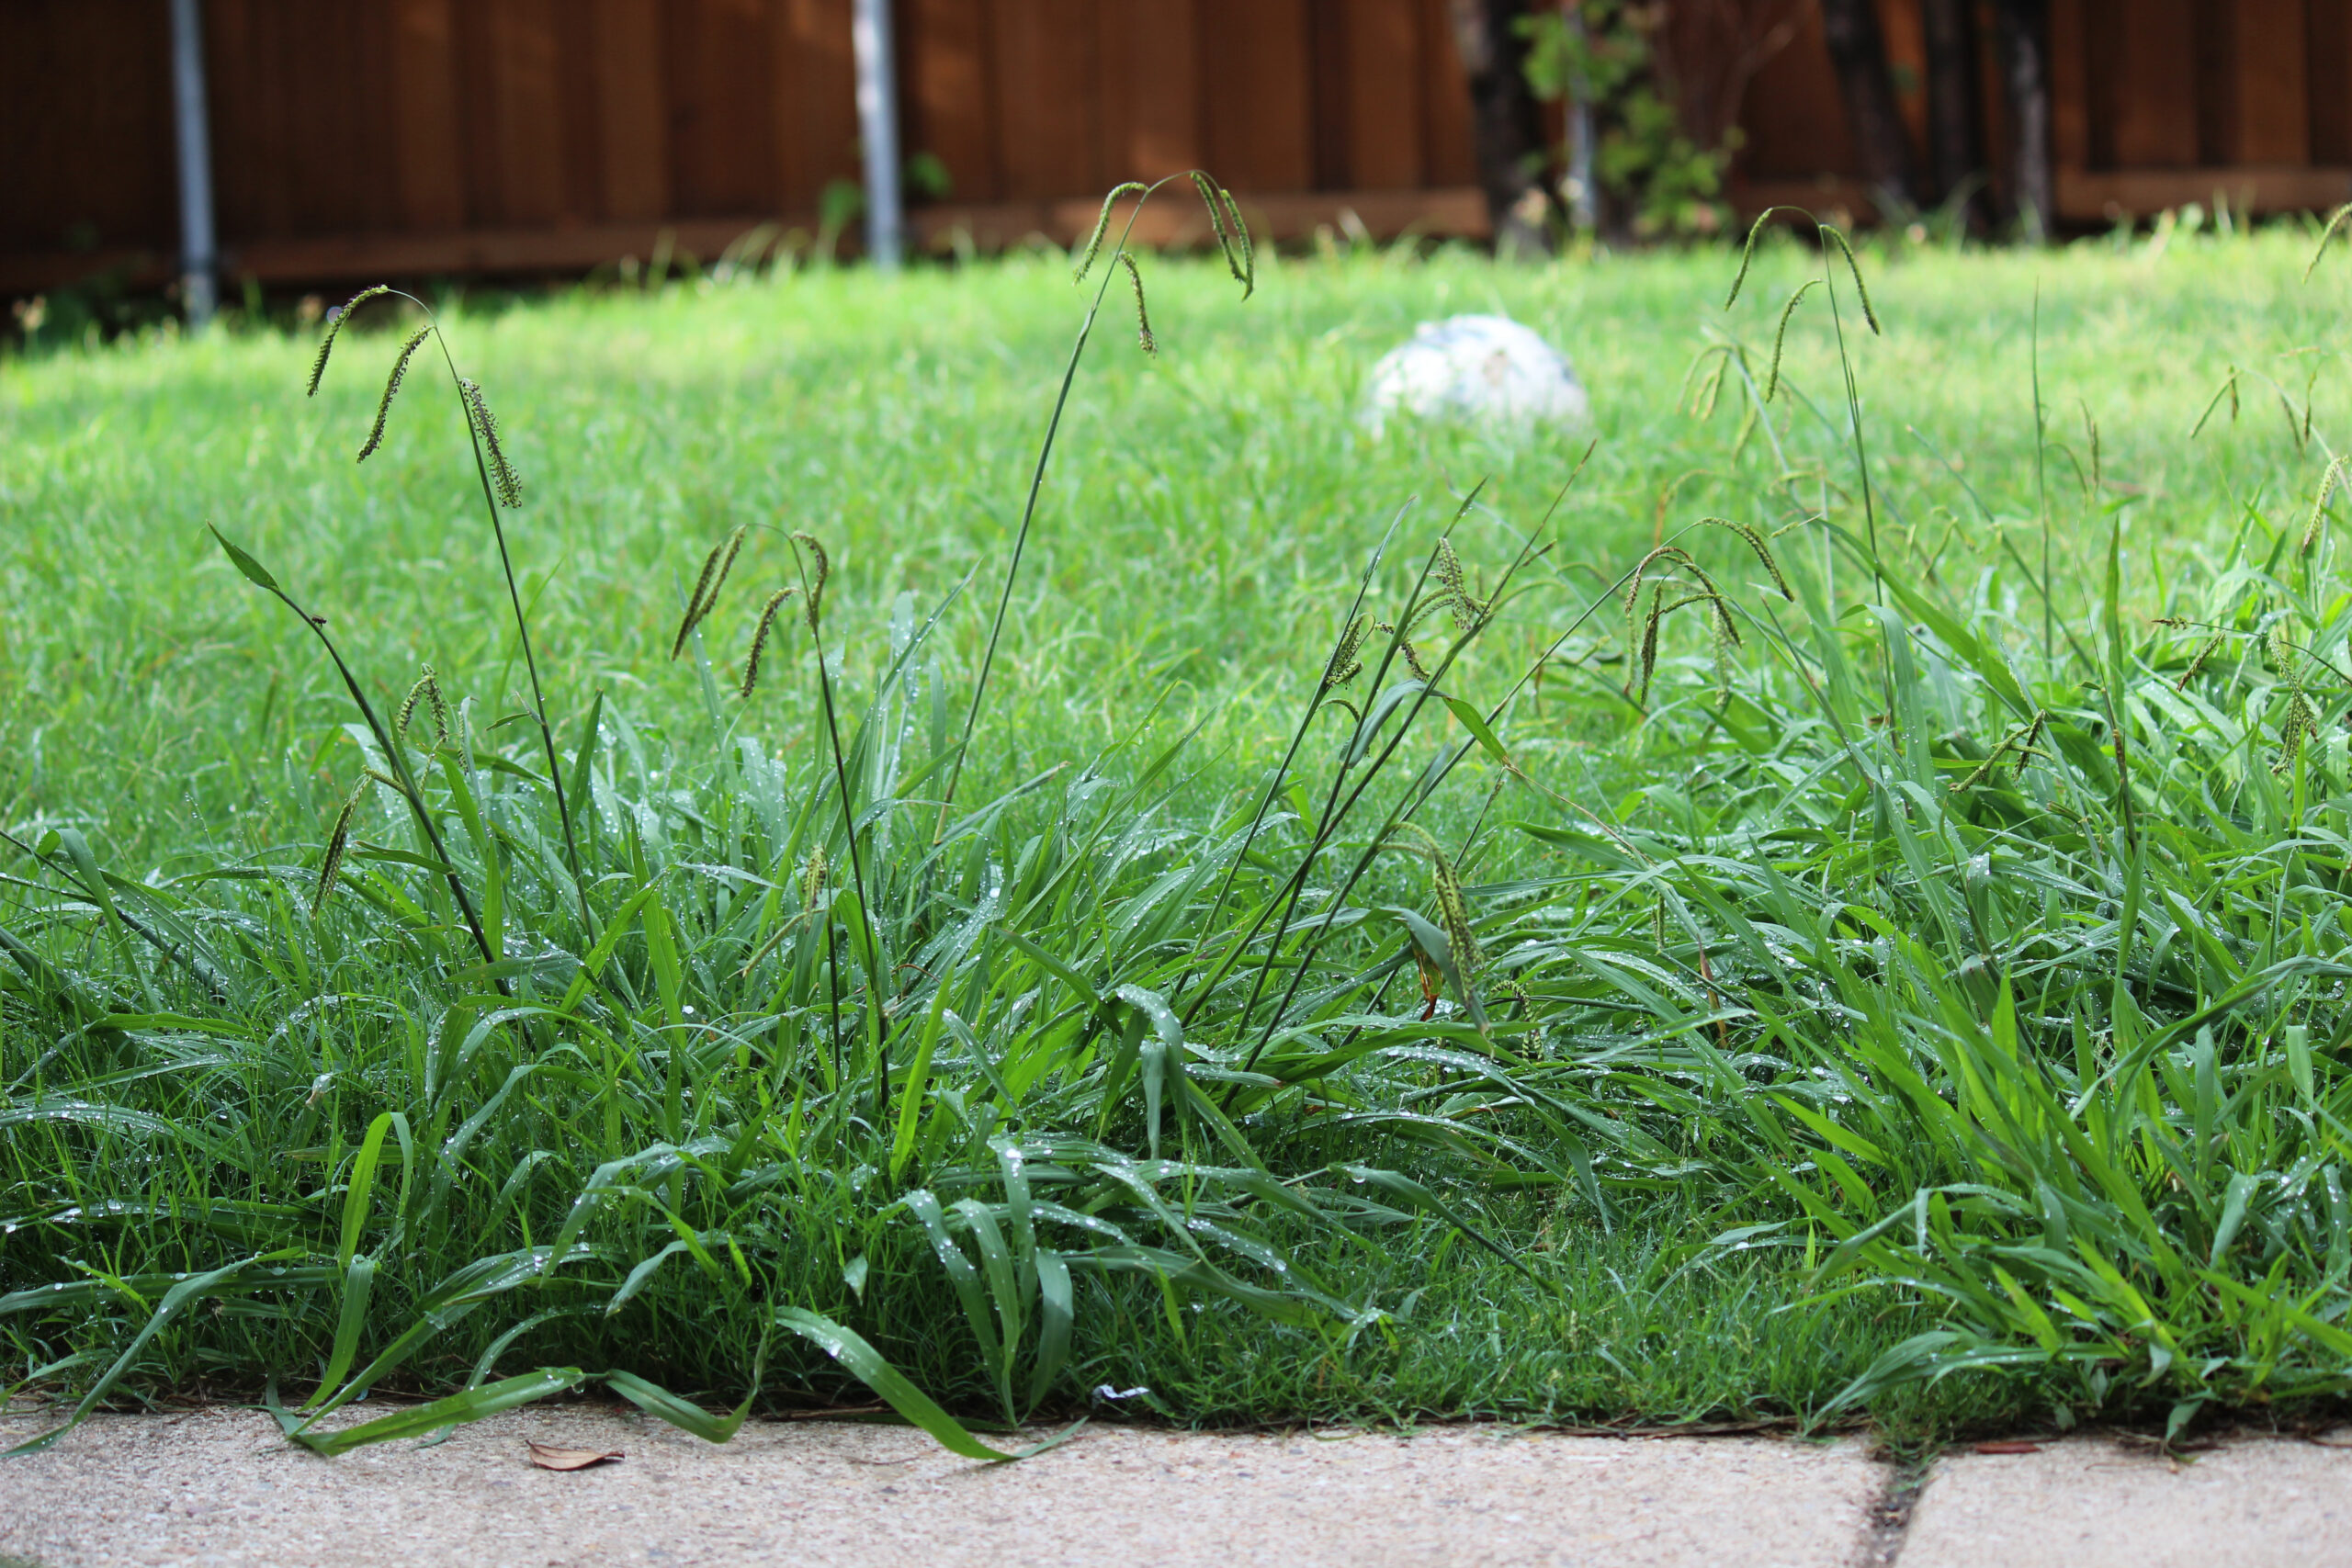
[6,233,2337,852]
[3,225,2350,1450]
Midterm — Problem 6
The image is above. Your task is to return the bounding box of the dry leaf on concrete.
[526,1440,624,1471]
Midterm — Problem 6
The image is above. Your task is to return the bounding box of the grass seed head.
[1219,185,1255,297]
[672,526,747,659]
[673,535,728,659]
[2305,201,2352,282]
[1118,253,1157,355]
[2179,631,2228,690]
[1633,585,1666,702]
[1072,182,1147,284]
[741,587,797,698]
[306,284,390,396]
[2017,710,2049,778]
[2190,367,2242,440]
[396,665,449,745]
[801,845,829,910]
[357,325,434,462]
[1431,852,1481,976]
[2302,457,2344,556]
[1697,517,1792,600]
[1765,279,1815,401]
[1434,538,1488,629]
[1821,225,1883,335]
[313,781,363,915]
[1724,206,1792,310]
[1711,601,1734,700]
[1321,614,1370,692]
[2270,622,2302,682]
[791,533,830,629]
[459,377,523,506]
[1193,172,1255,299]
[2276,689,2321,773]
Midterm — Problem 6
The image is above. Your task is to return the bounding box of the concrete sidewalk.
[0,1407,2344,1567]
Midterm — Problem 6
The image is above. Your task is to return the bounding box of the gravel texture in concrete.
[0,1407,1883,1568]
[1900,1433,2352,1568]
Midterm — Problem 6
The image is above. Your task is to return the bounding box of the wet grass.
[4,216,2350,1455]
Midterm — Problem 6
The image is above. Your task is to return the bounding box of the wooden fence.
[1732,0,2352,222]
[2,0,1485,295]
[5,1,2350,298]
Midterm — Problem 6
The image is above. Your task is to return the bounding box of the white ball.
[1361,313,1590,438]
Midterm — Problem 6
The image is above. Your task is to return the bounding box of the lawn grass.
[4,216,2351,1454]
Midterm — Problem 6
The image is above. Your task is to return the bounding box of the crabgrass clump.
[6,206,2352,1459]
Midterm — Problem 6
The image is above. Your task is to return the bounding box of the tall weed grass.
[6,202,2352,1454]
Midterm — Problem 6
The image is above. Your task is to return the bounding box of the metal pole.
[1563,1,1597,233]
[851,0,903,270]
[169,0,218,326]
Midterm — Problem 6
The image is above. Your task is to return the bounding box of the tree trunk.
[1992,0,2053,242]
[1817,0,1919,215]
[1919,0,1986,228]
[1445,0,1553,257]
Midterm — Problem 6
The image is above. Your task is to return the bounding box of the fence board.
[903,0,998,202]
[1306,0,1349,189]
[484,0,567,226]
[1097,0,1203,181]
[1343,0,1425,189]
[1417,0,1476,187]
[993,0,1101,200]
[391,0,467,229]
[587,0,672,220]
[1734,1,1859,188]
[1201,0,1314,193]
[2100,0,2198,168]
[2050,0,2091,170]
[2315,0,2352,165]
[773,0,859,213]
[2232,0,2311,165]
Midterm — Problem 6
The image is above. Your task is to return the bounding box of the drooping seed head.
[1723,206,1792,310]
[1192,172,1254,299]
[2271,622,2302,680]
[1820,225,1882,335]
[1696,517,1793,600]
[1633,585,1666,703]
[1321,614,1370,692]
[1431,852,1481,976]
[2304,201,2352,283]
[741,587,797,698]
[673,536,730,660]
[2301,457,2344,556]
[396,664,450,745]
[358,325,434,462]
[1073,181,1148,284]
[1765,279,1815,401]
[2189,366,2243,440]
[306,284,391,396]
[1119,252,1157,355]
[313,781,364,915]
[459,377,523,506]
[2178,631,2227,691]
[2276,689,2321,773]
[792,532,830,629]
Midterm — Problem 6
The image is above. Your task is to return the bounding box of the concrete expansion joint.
[1859,1453,1929,1566]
